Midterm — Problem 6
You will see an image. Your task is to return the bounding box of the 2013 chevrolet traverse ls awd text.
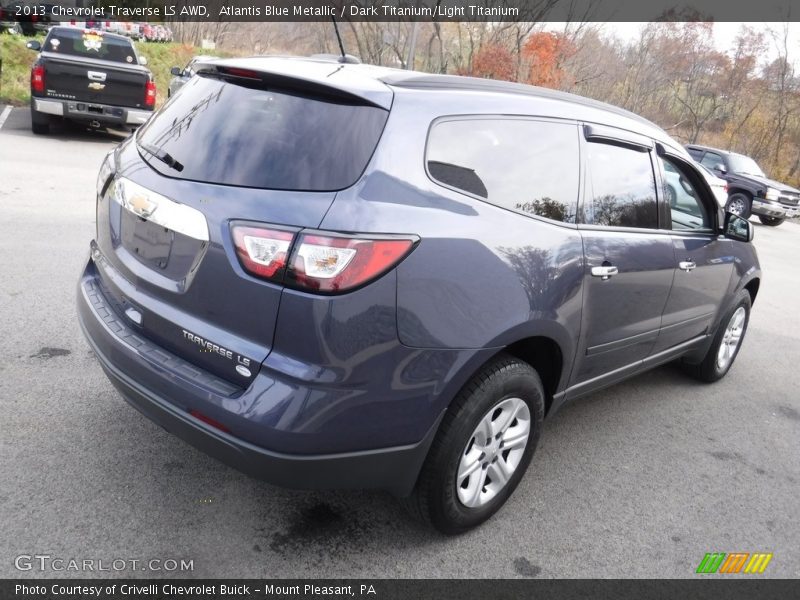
[78,57,761,533]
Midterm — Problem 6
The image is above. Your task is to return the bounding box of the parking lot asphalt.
[0,106,798,579]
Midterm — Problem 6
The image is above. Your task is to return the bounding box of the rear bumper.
[77,258,442,495]
[33,98,153,126]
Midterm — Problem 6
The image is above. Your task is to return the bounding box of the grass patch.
[0,33,42,105]
[0,32,233,107]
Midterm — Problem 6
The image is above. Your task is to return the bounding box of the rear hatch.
[94,67,390,387]
[40,28,149,107]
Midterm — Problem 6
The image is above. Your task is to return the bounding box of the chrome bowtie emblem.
[129,193,157,218]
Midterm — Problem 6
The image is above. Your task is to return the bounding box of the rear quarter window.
[426,117,580,224]
[136,75,389,191]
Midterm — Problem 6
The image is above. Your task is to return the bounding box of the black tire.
[30,108,50,135]
[726,192,752,219]
[758,215,784,227]
[683,289,751,383]
[401,353,545,534]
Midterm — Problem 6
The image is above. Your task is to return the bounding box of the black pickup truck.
[687,143,800,227]
[26,26,156,134]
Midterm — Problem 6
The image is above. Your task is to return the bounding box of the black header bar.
[34,1,800,23]
[3,579,800,600]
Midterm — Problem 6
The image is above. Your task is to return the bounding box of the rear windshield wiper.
[139,142,184,172]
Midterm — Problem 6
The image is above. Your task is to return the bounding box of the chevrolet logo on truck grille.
[88,82,105,91]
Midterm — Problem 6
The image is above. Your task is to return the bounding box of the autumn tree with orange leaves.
[520,31,575,88]
[464,43,516,81]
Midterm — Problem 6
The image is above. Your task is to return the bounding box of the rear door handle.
[679,260,696,272]
[591,266,618,280]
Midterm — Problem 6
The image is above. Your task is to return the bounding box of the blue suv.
[78,57,761,533]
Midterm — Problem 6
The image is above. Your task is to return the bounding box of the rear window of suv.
[136,75,389,191]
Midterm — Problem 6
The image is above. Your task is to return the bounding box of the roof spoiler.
[195,60,392,110]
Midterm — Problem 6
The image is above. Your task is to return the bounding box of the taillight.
[31,64,45,94]
[144,80,156,107]
[231,223,417,294]
[288,233,415,293]
[232,225,294,282]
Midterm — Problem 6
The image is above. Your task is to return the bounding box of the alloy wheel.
[727,197,746,216]
[456,397,531,508]
[717,306,746,370]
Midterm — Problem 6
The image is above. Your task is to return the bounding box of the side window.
[583,141,658,228]
[700,151,724,170]
[660,157,711,231]
[686,147,704,161]
[426,118,579,223]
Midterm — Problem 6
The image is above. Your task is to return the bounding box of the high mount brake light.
[218,67,261,79]
[231,224,417,294]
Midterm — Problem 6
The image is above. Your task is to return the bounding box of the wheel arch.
[502,336,563,414]
[435,329,570,420]
[744,277,760,306]
[727,187,753,200]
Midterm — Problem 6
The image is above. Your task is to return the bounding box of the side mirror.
[724,212,754,242]
[714,163,727,175]
[139,56,148,66]
[26,40,41,51]
[170,66,182,76]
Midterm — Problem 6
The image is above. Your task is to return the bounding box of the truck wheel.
[758,215,784,227]
[683,289,751,383]
[401,353,545,534]
[30,109,50,135]
[726,193,752,219]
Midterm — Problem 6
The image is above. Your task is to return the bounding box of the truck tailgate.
[42,54,149,108]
